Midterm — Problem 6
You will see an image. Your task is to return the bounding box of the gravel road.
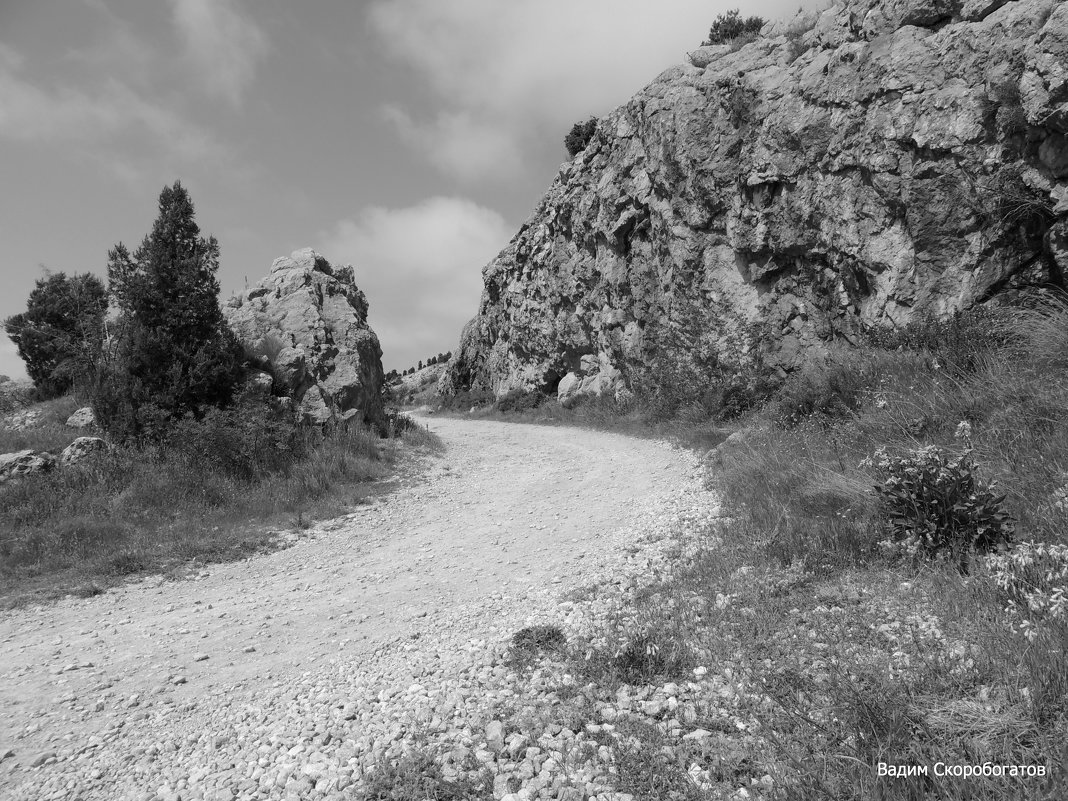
[0,414,723,801]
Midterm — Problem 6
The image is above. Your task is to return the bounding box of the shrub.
[4,272,107,399]
[774,355,869,427]
[564,117,597,158]
[702,9,764,46]
[864,439,1014,573]
[496,388,547,413]
[93,181,245,442]
[164,391,307,483]
[863,305,1014,375]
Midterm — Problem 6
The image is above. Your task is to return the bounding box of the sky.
[0,0,809,379]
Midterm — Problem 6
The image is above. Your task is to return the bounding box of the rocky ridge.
[441,0,1068,401]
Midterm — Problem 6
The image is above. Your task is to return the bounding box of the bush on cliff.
[90,182,245,442]
[702,9,764,46]
[565,118,597,158]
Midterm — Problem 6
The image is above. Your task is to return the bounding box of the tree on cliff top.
[4,271,107,399]
[91,181,244,440]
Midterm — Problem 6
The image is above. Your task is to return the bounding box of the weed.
[356,748,491,800]
[508,624,567,668]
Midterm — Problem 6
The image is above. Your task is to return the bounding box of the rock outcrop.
[0,450,56,482]
[224,249,385,427]
[441,0,1068,399]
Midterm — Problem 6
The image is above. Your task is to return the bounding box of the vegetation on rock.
[702,9,764,46]
[564,117,597,158]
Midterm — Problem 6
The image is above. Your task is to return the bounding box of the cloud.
[169,0,266,106]
[0,50,219,164]
[318,197,513,369]
[0,44,222,169]
[381,105,525,183]
[367,0,801,181]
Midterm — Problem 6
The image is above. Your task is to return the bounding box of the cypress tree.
[92,181,243,440]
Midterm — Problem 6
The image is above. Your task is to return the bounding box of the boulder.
[60,437,108,465]
[557,354,626,408]
[65,407,96,429]
[0,450,56,482]
[224,249,385,427]
[440,0,1068,399]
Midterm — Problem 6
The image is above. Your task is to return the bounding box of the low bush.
[773,352,871,427]
[496,388,547,413]
[357,748,491,801]
[863,305,1014,375]
[865,441,1014,573]
[165,392,307,483]
[437,387,496,411]
[564,117,597,158]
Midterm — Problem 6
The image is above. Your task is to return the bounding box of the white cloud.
[0,54,219,163]
[368,0,802,182]
[381,105,525,183]
[169,0,266,106]
[318,197,514,369]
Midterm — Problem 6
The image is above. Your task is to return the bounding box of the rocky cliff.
[224,249,385,426]
[441,0,1068,401]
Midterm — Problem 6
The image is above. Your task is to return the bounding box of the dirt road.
[0,414,702,800]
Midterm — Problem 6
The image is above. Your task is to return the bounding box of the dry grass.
[0,408,439,607]
[551,297,1068,798]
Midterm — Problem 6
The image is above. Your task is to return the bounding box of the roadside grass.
[514,298,1068,798]
[0,405,439,607]
[0,394,85,453]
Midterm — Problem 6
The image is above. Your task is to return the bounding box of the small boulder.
[65,407,96,429]
[0,450,56,482]
[557,372,582,409]
[60,437,108,465]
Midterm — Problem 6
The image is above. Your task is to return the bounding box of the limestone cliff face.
[441,0,1068,399]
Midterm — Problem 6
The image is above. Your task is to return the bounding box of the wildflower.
[954,420,972,441]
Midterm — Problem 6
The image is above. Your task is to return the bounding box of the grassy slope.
[0,404,439,608]
[424,299,1068,799]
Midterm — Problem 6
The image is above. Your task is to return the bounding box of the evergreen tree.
[92,181,244,440]
[4,272,107,398]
